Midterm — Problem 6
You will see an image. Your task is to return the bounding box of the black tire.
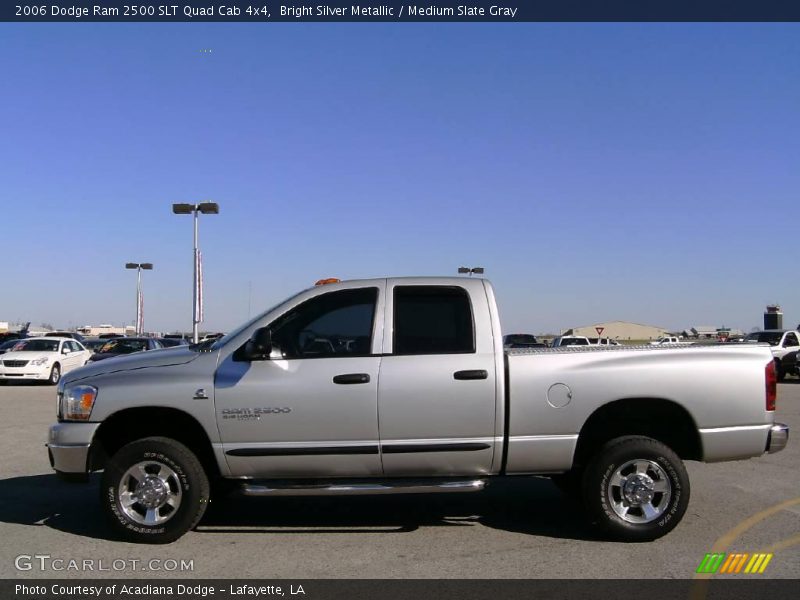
[101,437,210,544]
[775,360,786,382]
[550,470,583,503]
[48,364,61,385]
[582,436,689,542]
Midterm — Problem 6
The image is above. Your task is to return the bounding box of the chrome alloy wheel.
[606,459,672,524]
[118,461,183,525]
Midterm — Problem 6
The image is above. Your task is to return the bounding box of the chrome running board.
[239,479,487,497]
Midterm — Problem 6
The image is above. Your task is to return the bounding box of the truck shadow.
[0,474,600,542]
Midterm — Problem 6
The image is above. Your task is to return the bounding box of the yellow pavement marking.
[704,496,800,558]
[758,554,773,573]
[759,532,800,554]
[689,496,800,600]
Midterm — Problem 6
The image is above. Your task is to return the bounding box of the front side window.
[785,333,799,347]
[393,286,475,355]
[270,288,378,359]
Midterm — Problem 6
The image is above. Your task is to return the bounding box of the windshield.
[14,339,59,352]
[98,339,148,354]
[745,332,783,346]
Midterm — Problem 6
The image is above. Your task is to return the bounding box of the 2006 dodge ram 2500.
[47,277,789,544]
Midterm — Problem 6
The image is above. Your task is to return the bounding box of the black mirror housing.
[244,327,273,361]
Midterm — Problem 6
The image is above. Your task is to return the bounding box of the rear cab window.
[393,286,475,355]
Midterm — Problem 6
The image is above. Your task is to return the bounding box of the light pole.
[458,266,484,276]
[172,202,219,343]
[125,262,153,335]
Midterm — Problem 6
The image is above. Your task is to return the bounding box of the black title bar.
[4,1,800,22]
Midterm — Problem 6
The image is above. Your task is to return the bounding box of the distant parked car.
[744,330,800,380]
[503,333,546,349]
[649,336,684,346]
[0,337,90,384]
[158,337,190,348]
[88,337,163,363]
[551,336,591,347]
[0,331,28,344]
[98,333,125,339]
[82,337,109,352]
[45,331,86,343]
[588,338,621,346]
[0,339,23,355]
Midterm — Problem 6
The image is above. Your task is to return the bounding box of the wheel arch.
[90,406,220,479]
[573,397,703,468]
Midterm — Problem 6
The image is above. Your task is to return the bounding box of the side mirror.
[244,327,273,361]
[62,348,70,354]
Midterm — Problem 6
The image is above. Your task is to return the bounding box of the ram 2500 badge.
[47,277,789,543]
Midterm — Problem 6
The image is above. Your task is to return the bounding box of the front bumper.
[46,422,101,473]
[0,367,49,380]
[767,423,789,454]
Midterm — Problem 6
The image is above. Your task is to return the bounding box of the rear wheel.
[582,436,689,542]
[101,437,210,544]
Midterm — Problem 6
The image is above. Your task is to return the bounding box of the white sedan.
[0,337,91,385]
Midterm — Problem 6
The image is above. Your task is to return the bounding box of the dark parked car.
[82,337,109,352]
[158,337,190,348]
[88,337,163,363]
[0,339,23,355]
[0,330,29,344]
[503,333,547,349]
[45,331,86,343]
[98,333,125,339]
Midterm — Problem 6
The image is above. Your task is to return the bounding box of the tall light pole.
[172,202,219,343]
[125,262,153,335]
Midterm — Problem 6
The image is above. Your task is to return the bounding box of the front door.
[215,285,385,478]
[377,281,498,476]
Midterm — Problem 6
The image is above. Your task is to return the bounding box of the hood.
[62,346,202,384]
[88,352,129,362]
[1,350,55,363]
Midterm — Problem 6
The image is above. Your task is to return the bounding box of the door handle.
[454,370,488,380]
[333,373,371,385]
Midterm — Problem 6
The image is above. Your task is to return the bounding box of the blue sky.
[1,24,798,334]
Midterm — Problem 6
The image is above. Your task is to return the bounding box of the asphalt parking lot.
[0,381,797,580]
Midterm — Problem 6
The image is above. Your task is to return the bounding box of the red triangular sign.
[595,327,605,336]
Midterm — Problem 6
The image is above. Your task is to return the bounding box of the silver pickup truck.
[47,277,789,544]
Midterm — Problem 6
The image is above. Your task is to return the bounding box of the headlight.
[30,357,49,366]
[60,385,98,421]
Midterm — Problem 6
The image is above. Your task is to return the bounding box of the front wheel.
[582,436,689,542]
[101,437,210,544]
[48,364,61,385]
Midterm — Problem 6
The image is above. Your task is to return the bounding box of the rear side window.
[393,286,475,355]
